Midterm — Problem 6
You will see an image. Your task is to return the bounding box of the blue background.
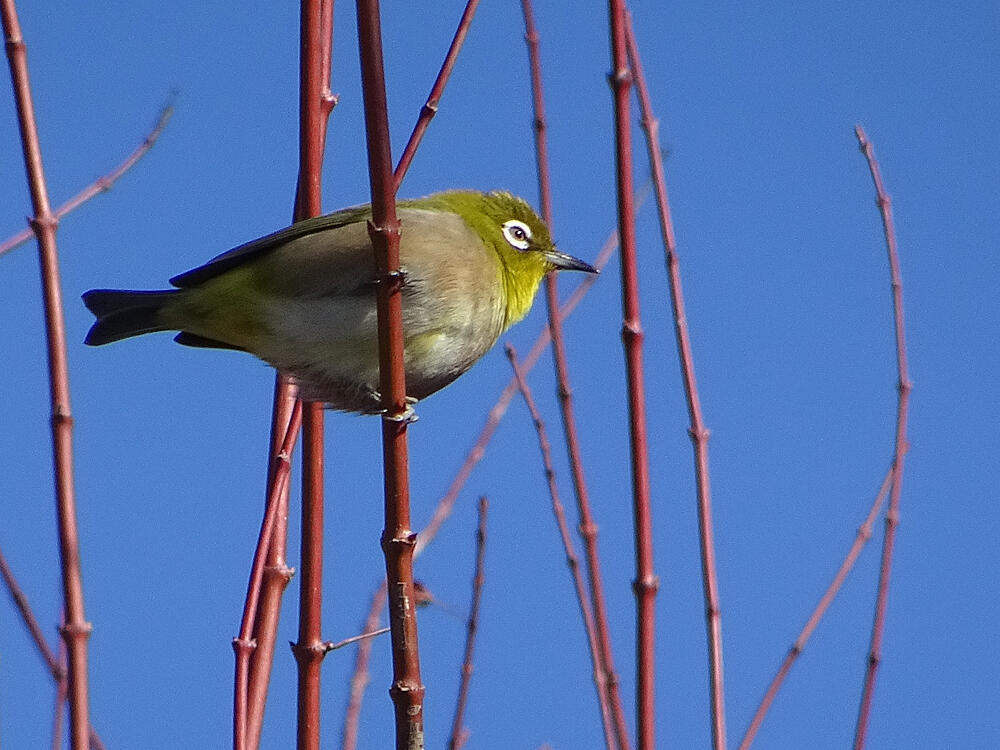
[2,2,997,748]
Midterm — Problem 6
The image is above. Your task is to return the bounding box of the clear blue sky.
[2,2,997,748]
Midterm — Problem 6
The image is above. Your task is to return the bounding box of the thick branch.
[356,2,424,748]
[291,3,335,749]
[625,14,727,749]
[606,4,656,749]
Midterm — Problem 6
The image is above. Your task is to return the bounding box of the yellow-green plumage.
[83,190,596,413]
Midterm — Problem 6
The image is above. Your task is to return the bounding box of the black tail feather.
[82,289,177,346]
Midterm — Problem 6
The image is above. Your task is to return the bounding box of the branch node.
[621,320,644,338]
[232,636,257,652]
[688,426,711,443]
[606,67,633,89]
[59,621,93,638]
[631,574,660,595]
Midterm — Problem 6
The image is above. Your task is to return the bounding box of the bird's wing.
[169,204,373,288]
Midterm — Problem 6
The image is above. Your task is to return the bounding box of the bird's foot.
[375,394,419,424]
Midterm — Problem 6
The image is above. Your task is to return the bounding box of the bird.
[83,190,597,414]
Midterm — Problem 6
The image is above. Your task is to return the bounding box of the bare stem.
[852,125,912,750]
[51,638,67,750]
[625,14,728,749]
[244,379,299,750]
[446,497,489,750]
[326,626,391,652]
[738,468,893,749]
[294,403,327,750]
[340,584,388,750]
[507,346,620,748]
[606,4,657,748]
[290,3,335,749]
[519,4,629,748]
[356,2,424,748]
[0,98,173,257]
[0,545,63,679]
[392,0,480,192]
[2,3,90,747]
[233,399,303,750]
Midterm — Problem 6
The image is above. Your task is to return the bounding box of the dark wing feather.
[170,204,373,288]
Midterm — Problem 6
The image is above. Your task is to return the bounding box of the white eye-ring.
[502,219,533,251]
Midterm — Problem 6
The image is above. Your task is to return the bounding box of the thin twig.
[507,345,616,747]
[326,626,391,652]
[447,497,489,750]
[356,2,424,748]
[606,4,657,748]
[244,378,299,750]
[2,4,90,747]
[50,622,68,750]
[519,5,629,748]
[852,125,912,750]
[392,0,480,192]
[0,554,108,749]
[739,468,894,750]
[0,99,173,258]
[340,584,387,750]
[233,399,304,750]
[625,14,727,749]
[0,545,63,679]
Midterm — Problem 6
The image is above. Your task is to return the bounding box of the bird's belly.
[253,296,497,412]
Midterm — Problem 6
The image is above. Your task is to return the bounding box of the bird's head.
[418,190,597,328]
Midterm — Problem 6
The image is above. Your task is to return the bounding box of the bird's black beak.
[544,249,598,274]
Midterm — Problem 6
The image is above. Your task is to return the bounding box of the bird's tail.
[82,289,178,346]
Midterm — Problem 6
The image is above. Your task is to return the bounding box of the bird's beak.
[544,249,598,274]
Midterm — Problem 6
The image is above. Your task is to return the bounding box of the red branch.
[507,347,618,749]
[342,210,631,745]
[340,584,387,750]
[356,2,424,748]
[0,545,62,679]
[233,400,303,750]
[2,3,91,748]
[446,497,489,750]
[739,468,893,750]
[0,555,107,749]
[852,125,912,750]
[519,4,629,748]
[291,3,335,749]
[294,403,326,750]
[392,0,480,192]
[243,380,299,750]
[0,100,173,257]
[606,4,656,749]
[625,14,727,749]
[50,638,67,750]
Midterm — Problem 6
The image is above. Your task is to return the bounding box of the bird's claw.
[376,394,418,424]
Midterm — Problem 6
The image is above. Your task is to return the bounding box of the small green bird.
[83,190,596,413]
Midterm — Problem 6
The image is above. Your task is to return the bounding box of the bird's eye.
[502,219,532,251]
